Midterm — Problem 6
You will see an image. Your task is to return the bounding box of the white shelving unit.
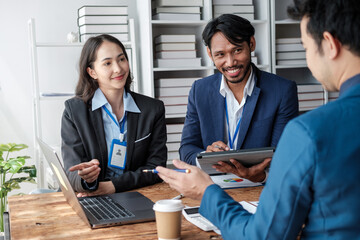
[271,1,308,74]
[136,0,271,161]
[250,0,271,72]
[270,0,334,109]
[137,0,271,100]
[28,18,138,188]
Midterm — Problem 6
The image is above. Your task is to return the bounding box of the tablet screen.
[196,147,275,175]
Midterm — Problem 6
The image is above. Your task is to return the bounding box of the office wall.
[0,0,130,194]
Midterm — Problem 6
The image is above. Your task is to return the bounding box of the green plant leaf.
[9,164,22,174]
[9,155,30,160]
[0,144,12,151]
[0,143,28,152]
[18,165,37,177]
[4,177,36,188]
[0,186,8,194]
[0,143,35,233]
[8,158,25,165]
[6,158,25,174]
[3,163,11,171]
[27,179,36,184]
[8,182,20,190]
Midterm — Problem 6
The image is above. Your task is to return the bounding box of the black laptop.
[38,138,155,229]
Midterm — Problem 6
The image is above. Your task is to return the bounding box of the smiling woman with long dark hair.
[61,34,167,196]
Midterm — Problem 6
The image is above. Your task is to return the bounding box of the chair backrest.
[3,211,11,240]
[29,188,56,195]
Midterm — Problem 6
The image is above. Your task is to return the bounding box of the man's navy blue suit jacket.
[180,65,299,165]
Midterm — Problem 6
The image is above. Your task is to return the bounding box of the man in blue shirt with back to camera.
[180,14,298,183]
[157,0,360,239]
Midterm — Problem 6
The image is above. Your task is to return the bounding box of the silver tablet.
[196,147,275,175]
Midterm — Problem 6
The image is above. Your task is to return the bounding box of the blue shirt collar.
[339,74,360,96]
[91,88,140,113]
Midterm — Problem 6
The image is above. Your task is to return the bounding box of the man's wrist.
[249,170,268,183]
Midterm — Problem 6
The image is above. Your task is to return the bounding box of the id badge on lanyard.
[103,106,127,169]
[109,139,127,169]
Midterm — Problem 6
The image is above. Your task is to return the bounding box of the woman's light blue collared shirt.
[92,88,140,178]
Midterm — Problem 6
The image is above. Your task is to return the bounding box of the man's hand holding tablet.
[197,145,274,182]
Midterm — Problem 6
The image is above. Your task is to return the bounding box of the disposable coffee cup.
[153,199,184,240]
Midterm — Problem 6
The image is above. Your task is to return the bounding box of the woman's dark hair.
[202,14,255,50]
[75,34,133,103]
[287,0,360,56]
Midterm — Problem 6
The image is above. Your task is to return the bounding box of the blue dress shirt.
[199,74,360,239]
[81,88,140,190]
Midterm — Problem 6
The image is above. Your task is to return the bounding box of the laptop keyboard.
[79,196,134,221]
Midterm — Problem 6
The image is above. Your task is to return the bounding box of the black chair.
[3,211,11,240]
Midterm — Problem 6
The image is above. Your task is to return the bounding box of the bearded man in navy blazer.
[180,14,299,182]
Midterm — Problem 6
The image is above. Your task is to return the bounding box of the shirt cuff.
[259,169,269,184]
[81,179,98,191]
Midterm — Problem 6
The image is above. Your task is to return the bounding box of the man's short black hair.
[288,0,360,56]
[202,14,255,50]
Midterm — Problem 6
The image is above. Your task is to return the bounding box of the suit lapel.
[89,107,108,177]
[210,74,225,141]
[125,111,138,171]
[236,67,261,149]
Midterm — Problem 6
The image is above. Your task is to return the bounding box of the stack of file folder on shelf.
[328,91,339,102]
[166,124,184,160]
[155,77,198,116]
[276,38,306,66]
[251,51,258,65]
[213,0,255,21]
[78,5,129,42]
[152,0,203,20]
[154,34,201,68]
[297,84,324,111]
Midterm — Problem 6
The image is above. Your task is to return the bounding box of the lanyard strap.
[102,106,126,134]
[225,97,245,150]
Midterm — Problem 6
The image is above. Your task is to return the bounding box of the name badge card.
[108,139,127,169]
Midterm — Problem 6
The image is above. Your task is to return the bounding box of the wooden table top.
[8,182,263,240]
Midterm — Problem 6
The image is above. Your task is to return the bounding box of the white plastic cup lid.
[153,199,184,212]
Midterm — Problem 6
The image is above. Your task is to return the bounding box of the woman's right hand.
[69,159,101,183]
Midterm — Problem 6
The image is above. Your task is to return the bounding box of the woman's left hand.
[77,181,116,197]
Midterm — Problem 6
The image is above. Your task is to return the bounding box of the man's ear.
[206,46,213,60]
[323,31,340,59]
[249,36,256,52]
[87,67,97,80]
